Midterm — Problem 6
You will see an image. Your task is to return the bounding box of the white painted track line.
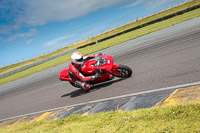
[1,81,200,122]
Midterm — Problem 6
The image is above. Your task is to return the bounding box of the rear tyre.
[115,64,132,78]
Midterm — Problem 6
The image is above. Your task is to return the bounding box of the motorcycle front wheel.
[114,64,132,78]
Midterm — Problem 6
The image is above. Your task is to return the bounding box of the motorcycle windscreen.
[94,56,113,72]
[81,56,114,75]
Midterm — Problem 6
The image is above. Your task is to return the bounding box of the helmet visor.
[76,56,83,62]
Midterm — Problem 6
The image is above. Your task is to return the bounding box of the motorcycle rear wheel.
[114,64,132,78]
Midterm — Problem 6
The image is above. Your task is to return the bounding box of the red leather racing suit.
[68,55,97,91]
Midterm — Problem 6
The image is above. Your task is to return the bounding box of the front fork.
[110,64,121,76]
[95,64,120,79]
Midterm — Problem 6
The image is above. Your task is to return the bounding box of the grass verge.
[0,103,199,132]
[0,0,199,75]
[0,7,200,85]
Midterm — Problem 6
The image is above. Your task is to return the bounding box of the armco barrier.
[0,48,77,79]
[77,4,200,49]
[1,4,200,79]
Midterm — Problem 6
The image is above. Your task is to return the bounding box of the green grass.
[1,7,200,85]
[0,103,199,133]
[0,0,199,75]
[88,0,200,42]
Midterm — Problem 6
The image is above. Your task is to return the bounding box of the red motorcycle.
[59,54,132,89]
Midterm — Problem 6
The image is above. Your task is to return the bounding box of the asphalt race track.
[0,17,200,120]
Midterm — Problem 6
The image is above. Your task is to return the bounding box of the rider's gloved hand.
[92,71,101,80]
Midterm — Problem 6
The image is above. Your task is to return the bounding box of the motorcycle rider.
[68,52,101,92]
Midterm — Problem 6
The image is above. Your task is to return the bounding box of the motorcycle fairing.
[59,68,70,81]
[81,55,114,76]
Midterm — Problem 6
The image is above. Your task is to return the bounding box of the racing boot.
[82,82,91,92]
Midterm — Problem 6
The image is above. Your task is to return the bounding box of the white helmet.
[71,52,83,65]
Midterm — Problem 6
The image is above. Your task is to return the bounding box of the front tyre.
[115,64,132,78]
